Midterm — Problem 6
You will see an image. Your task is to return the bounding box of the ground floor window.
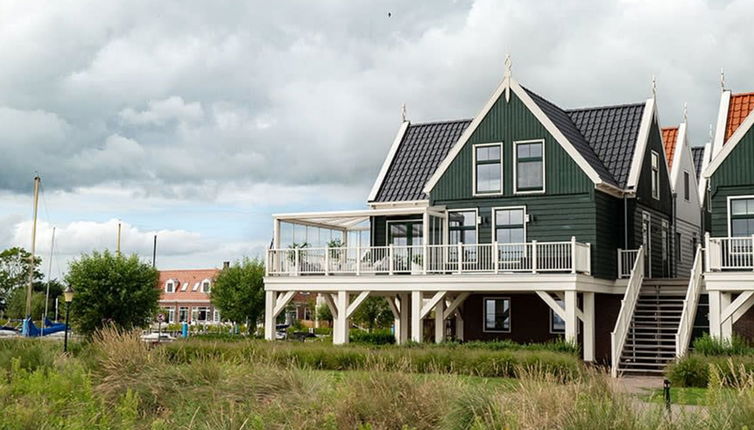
[160,307,175,323]
[192,307,210,322]
[213,309,221,323]
[483,297,510,332]
[178,307,189,323]
[550,299,565,333]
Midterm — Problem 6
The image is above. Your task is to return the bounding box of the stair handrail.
[610,245,644,377]
[675,245,704,357]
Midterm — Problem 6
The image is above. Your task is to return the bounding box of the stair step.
[619,361,670,368]
[618,368,667,374]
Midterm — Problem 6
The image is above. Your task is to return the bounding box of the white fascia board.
[369,200,429,209]
[698,142,712,202]
[422,76,604,195]
[705,99,754,178]
[669,123,687,190]
[711,91,732,158]
[368,121,410,202]
[626,98,656,190]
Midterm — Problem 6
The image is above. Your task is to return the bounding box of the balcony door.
[387,221,423,273]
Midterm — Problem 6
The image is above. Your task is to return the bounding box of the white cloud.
[119,96,204,126]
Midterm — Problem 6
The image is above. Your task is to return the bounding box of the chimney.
[223,261,230,270]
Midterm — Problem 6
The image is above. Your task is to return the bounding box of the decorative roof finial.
[401,103,407,123]
[504,54,512,79]
[651,74,657,98]
[683,103,688,123]
[720,67,726,92]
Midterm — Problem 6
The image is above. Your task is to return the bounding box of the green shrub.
[666,355,710,388]
[667,353,754,387]
[0,339,57,373]
[693,332,752,356]
[313,327,332,335]
[349,329,395,345]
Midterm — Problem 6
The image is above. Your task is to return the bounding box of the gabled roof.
[691,146,705,180]
[566,103,646,189]
[158,268,218,301]
[661,127,680,169]
[371,119,471,202]
[725,92,754,142]
[524,89,618,187]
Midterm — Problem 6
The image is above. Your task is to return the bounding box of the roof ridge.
[409,118,473,126]
[731,91,754,97]
[565,101,645,113]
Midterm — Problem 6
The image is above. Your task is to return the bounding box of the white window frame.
[513,139,546,194]
[165,280,175,293]
[446,208,479,245]
[178,306,189,323]
[482,296,512,333]
[727,195,754,237]
[683,170,690,202]
[651,150,660,200]
[491,206,528,243]
[472,142,504,196]
[385,218,424,247]
[549,298,566,334]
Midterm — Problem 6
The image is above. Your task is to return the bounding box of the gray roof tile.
[371,119,471,202]
[691,146,705,180]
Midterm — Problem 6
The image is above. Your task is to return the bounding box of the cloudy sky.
[1,0,752,279]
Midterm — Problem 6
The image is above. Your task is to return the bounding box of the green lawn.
[640,387,710,406]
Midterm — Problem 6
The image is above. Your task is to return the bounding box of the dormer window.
[165,280,175,293]
[473,143,503,195]
[651,151,660,200]
[202,280,211,293]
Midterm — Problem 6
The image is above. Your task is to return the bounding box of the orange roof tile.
[158,268,219,302]
[661,126,679,169]
[725,92,754,143]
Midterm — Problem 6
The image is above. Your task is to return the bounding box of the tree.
[5,279,64,320]
[352,297,393,332]
[317,303,333,323]
[0,247,43,312]
[210,258,265,334]
[65,251,160,336]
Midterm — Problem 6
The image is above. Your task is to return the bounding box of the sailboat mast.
[43,226,56,324]
[26,176,41,318]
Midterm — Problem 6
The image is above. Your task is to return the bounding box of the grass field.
[3,329,754,429]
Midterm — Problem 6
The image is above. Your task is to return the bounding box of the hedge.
[666,354,754,387]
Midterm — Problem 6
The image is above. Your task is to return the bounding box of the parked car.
[141,332,175,343]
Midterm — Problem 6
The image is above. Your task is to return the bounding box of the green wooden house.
[263,65,705,376]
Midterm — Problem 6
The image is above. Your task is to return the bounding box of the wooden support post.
[709,290,722,339]
[564,290,578,343]
[264,291,275,340]
[334,291,349,345]
[532,240,538,273]
[455,311,464,341]
[583,292,595,362]
[721,292,733,340]
[434,298,445,343]
[571,236,577,274]
[400,293,410,344]
[411,291,423,343]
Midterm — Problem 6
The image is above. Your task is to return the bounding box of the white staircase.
[617,280,688,374]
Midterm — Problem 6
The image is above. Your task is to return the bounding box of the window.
[213,309,221,323]
[448,210,478,245]
[178,307,189,323]
[515,140,544,193]
[474,143,502,194]
[167,308,175,323]
[201,280,211,293]
[494,208,525,244]
[165,280,175,293]
[651,151,660,200]
[484,297,511,332]
[683,171,690,201]
[550,298,565,334]
[193,307,210,322]
[730,198,754,237]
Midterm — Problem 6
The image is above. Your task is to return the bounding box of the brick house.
[158,268,221,324]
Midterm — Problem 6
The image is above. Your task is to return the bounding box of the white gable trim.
[698,143,712,203]
[669,123,686,190]
[422,76,606,195]
[711,91,731,158]
[626,98,656,190]
[367,121,410,202]
[705,98,754,178]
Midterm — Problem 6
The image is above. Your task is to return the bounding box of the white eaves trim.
[698,142,712,203]
[625,98,656,190]
[422,76,606,195]
[711,90,731,158]
[705,97,754,178]
[367,121,410,202]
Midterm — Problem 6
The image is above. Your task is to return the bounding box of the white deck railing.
[266,238,591,276]
[611,246,644,378]
[617,248,639,278]
[675,246,704,358]
[706,235,754,271]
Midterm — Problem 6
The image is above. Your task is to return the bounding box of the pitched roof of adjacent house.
[661,127,680,169]
[158,268,219,302]
[691,146,705,180]
[725,92,754,142]
[565,102,646,189]
[371,119,471,202]
[370,88,648,202]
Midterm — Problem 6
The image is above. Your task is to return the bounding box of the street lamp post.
[63,285,74,353]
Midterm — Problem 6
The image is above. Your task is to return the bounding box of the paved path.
[612,375,705,416]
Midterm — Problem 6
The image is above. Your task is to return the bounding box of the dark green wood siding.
[709,126,754,237]
[634,118,673,216]
[594,190,623,279]
[431,92,593,200]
